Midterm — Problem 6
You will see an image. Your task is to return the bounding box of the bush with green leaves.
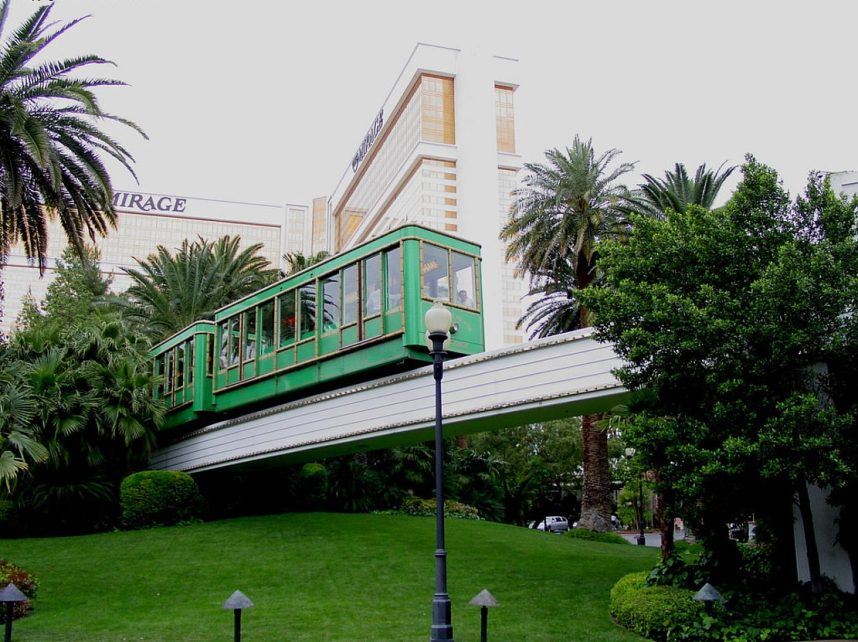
[295,463,328,508]
[399,497,481,520]
[613,571,858,641]
[566,528,630,545]
[120,471,203,529]
[0,560,37,622]
[610,571,703,641]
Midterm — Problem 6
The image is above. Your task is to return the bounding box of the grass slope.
[2,513,655,641]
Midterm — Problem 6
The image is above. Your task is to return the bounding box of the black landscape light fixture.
[425,299,454,642]
[624,447,646,546]
[693,582,724,615]
[469,589,499,642]
[0,583,26,642]
[223,590,254,642]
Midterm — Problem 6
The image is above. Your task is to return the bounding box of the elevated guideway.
[150,328,628,474]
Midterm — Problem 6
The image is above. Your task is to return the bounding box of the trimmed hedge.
[610,572,702,641]
[120,470,204,529]
[567,528,630,545]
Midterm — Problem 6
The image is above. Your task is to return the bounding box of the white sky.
[8,0,858,208]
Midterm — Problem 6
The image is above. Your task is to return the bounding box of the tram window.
[386,247,402,311]
[165,350,173,393]
[207,335,214,375]
[451,252,477,308]
[279,291,296,346]
[154,355,164,397]
[342,264,358,326]
[187,340,195,385]
[322,275,340,332]
[228,316,240,367]
[243,309,257,362]
[176,343,185,389]
[299,284,317,338]
[218,321,229,370]
[422,244,450,301]
[363,254,382,317]
[259,301,275,356]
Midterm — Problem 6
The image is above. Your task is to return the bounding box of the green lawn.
[2,513,655,641]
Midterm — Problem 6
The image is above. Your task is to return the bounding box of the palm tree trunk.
[575,258,614,532]
[576,414,613,531]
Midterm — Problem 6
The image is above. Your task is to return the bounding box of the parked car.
[534,516,569,533]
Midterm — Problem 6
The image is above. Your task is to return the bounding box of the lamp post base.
[430,594,454,641]
[636,534,646,546]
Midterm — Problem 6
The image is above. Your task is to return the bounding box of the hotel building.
[1,192,309,334]
[324,43,526,349]
[829,170,858,198]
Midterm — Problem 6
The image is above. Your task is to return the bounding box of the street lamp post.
[426,300,454,642]
[625,447,646,546]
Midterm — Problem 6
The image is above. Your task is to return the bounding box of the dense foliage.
[122,235,278,341]
[120,470,203,529]
[0,247,161,533]
[566,528,629,545]
[0,0,144,271]
[582,157,858,588]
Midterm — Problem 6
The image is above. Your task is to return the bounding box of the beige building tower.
[326,43,526,349]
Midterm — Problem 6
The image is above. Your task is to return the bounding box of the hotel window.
[421,75,455,144]
[495,85,516,153]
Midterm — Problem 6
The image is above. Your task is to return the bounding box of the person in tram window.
[457,289,474,308]
[366,279,382,315]
[219,344,229,369]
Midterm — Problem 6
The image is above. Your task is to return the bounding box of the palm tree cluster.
[502,135,735,531]
[0,0,144,272]
[122,235,279,340]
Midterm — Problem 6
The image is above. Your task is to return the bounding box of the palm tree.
[634,162,735,217]
[283,250,330,276]
[122,236,278,340]
[0,1,145,272]
[501,135,635,531]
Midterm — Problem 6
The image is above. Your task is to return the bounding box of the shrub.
[612,571,858,641]
[610,571,703,641]
[0,560,37,622]
[566,528,630,545]
[120,470,203,529]
[295,463,328,508]
[400,497,481,520]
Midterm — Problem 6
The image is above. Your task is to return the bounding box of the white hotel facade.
[1,193,310,334]
[318,44,526,349]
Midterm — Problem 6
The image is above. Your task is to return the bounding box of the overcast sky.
[8,0,858,208]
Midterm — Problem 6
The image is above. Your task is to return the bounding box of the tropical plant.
[283,250,330,276]
[633,162,736,217]
[581,158,858,589]
[122,235,278,340]
[0,370,47,489]
[0,0,145,271]
[501,136,635,532]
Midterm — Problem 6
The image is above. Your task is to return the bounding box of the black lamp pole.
[429,328,454,642]
[637,477,646,546]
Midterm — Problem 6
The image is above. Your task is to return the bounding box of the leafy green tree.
[633,162,735,217]
[0,0,145,271]
[501,136,634,532]
[122,235,278,340]
[2,249,160,533]
[283,250,330,276]
[582,157,858,588]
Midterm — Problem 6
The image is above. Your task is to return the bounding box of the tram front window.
[422,244,450,301]
[386,247,402,311]
[451,252,477,308]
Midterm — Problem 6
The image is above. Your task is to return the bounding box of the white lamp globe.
[425,299,452,335]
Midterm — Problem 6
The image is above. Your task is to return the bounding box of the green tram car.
[150,225,485,430]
